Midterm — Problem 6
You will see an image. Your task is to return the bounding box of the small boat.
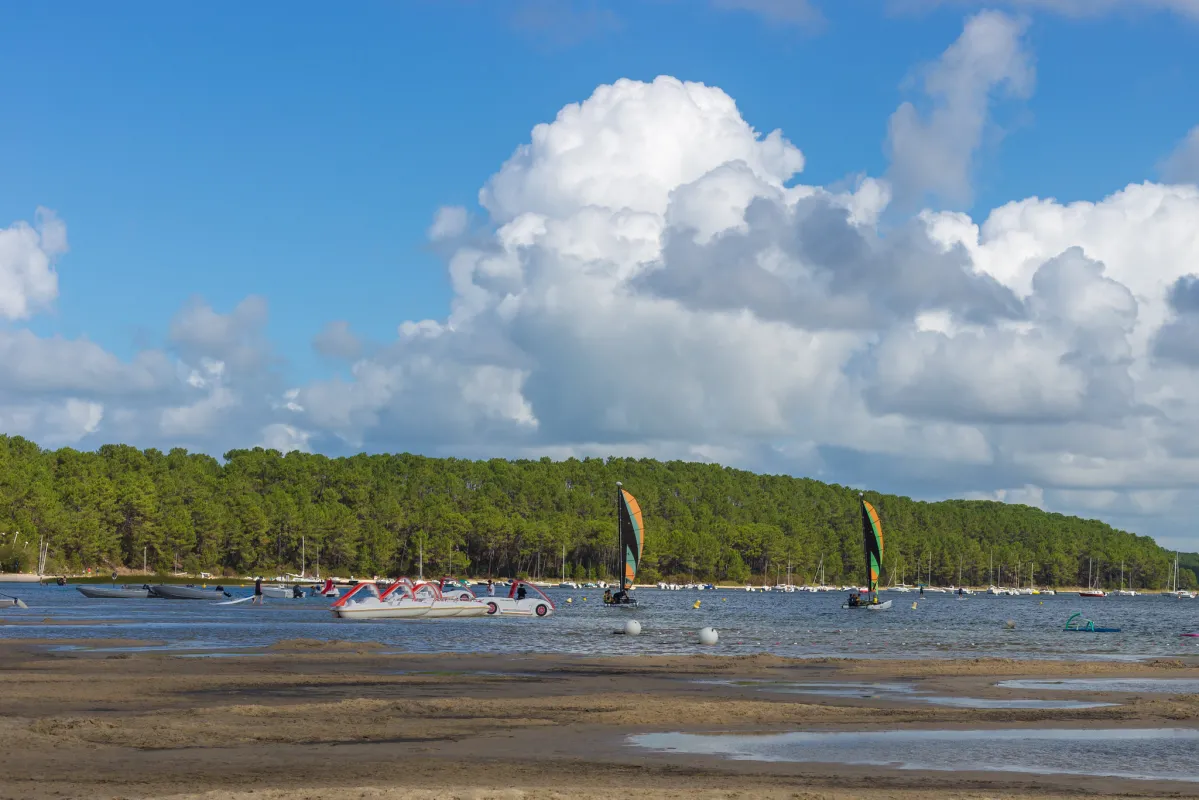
[260,584,306,599]
[1079,590,1107,598]
[483,579,555,617]
[149,584,230,600]
[331,581,432,619]
[842,494,890,611]
[77,585,150,599]
[603,482,642,608]
[409,580,488,617]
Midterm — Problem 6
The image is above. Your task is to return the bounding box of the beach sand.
[1,639,1197,800]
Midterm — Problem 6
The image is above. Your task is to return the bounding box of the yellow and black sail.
[617,483,644,591]
[860,494,884,594]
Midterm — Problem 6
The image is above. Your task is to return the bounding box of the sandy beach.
[1,638,1196,800]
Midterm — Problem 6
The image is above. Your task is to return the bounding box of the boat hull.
[149,585,228,600]
[332,601,432,620]
[484,597,554,617]
[260,585,302,599]
[77,586,149,599]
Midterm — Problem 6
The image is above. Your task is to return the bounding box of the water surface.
[4,583,1198,660]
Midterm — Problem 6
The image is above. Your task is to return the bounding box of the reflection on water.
[630,728,1199,782]
[4,583,1199,660]
[699,679,1116,709]
[997,678,1199,693]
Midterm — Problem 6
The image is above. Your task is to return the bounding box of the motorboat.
[330,581,433,620]
[149,584,230,599]
[260,584,305,599]
[482,579,555,617]
[77,585,150,599]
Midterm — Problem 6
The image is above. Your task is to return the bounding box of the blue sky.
[3,0,1196,377]
[3,0,1199,549]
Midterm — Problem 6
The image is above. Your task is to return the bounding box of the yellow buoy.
[911,601,917,609]
[566,598,573,603]
[693,600,701,609]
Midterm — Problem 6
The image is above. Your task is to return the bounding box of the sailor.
[487,579,495,596]
[847,592,858,607]
[603,588,613,604]
[517,584,527,601]
[292,584,304,599]
[253,576,263,605]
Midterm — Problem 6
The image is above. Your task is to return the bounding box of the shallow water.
[699,679,1115,708]
[997,678,1199,693]
[629,728,1199,782]
[3,583,1199,660]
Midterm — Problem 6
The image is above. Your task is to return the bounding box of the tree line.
[0,434,1194,589]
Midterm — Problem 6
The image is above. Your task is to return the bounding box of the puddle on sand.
[920,696,1115,709]
[699,680,1115,709]
[998,678,1199,694]
[630,728,1199,783]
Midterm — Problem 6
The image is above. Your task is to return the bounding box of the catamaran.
[603,482,642,607]
[843,494,892,611]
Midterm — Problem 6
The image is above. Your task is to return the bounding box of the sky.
[3,0,1199,551]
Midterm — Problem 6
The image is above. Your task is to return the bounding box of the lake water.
[3,583,1199,660]
[629,728,1199,783]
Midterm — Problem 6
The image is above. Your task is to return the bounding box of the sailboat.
[1113,560,1137,596]
[1079,556,1106,597]
[603,482,642,607]
[843,494,892,610]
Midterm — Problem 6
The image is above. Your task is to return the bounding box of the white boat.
[482,579,555,617]
[867,599,893,611]
[330,581,432,619]
[260,585,304,599]
[409,579,489,617]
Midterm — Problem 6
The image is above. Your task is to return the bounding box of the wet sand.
[1,639,1197,800]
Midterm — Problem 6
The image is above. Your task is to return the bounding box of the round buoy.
[699,627,718,645]
[624,620,641,636]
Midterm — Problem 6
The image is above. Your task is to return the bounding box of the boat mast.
[616,482,623,591]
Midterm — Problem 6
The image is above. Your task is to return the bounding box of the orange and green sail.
[617,484,644,591]
[860,495,884,593]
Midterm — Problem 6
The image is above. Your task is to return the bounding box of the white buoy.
[699,626,718,645]
[624,619,641,636]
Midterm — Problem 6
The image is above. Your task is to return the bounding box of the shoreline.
[1,637,1197,799]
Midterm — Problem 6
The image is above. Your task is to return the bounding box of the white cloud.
[892,0,1199,18]
[312,320,363,360]
[427,205,469,241]
[886,10,1034,209]
[0,207,65,320]
[1161,125,1199,185]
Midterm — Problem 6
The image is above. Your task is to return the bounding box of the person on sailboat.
[603,588,613,604]
[487,579,495,596]
[292,584,304,599]
[847,591,861,607]
[517,584,527,601]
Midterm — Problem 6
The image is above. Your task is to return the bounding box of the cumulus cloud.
[427,206,469,241]
[312,321,363,361]
[1160,125,1199,185]
[886,10,1034,209]
[0,207,66,320]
